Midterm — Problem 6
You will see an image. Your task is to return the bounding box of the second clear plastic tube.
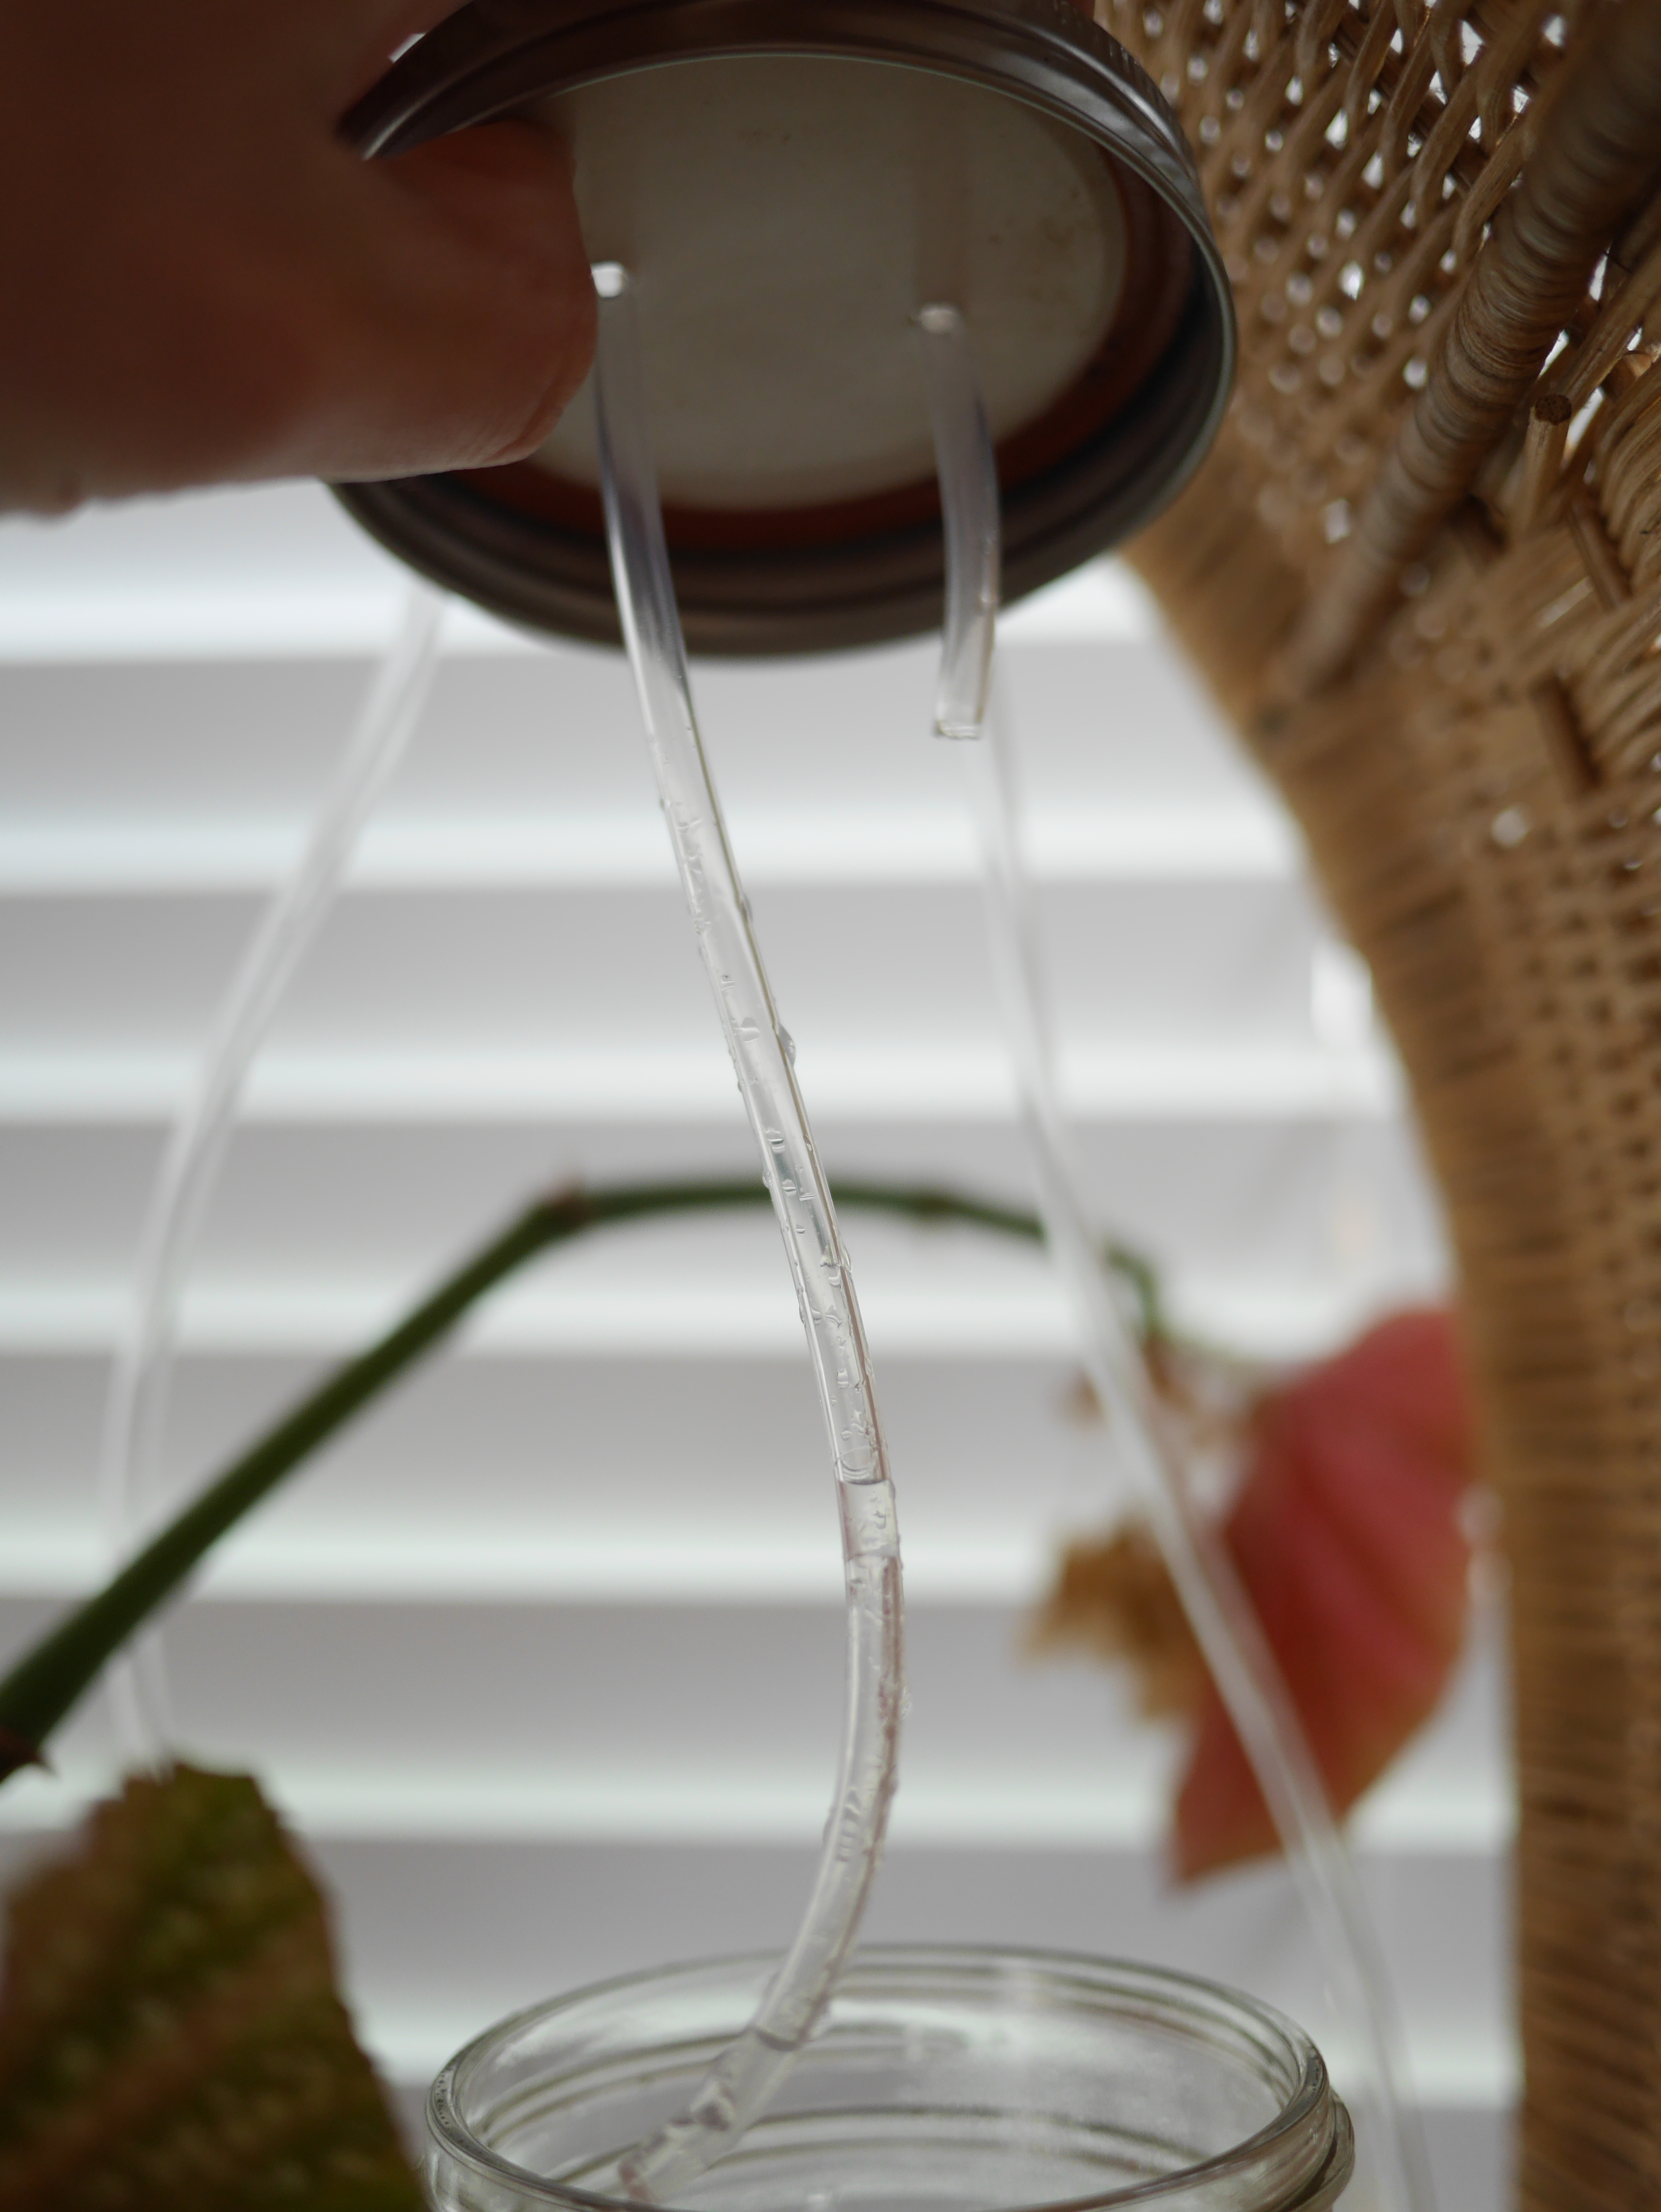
[592,265,905,2205]
[99,586,446,1768]
[916,303,1431,2212]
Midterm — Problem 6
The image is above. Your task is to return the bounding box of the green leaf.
[0,1765,422,2211]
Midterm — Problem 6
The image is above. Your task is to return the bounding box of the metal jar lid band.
[335,0,1235,656]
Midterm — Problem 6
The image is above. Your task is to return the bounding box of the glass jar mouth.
[426,1945,1354,2212]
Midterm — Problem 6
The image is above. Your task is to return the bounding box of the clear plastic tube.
[592,264,904,2206]
[917,303,1432,2212]
[99,584,447,1766]
[917,305,998,739]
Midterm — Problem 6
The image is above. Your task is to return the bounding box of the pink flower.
[1175,1308,1473,1877]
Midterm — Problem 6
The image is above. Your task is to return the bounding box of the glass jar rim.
[427,1943,1354,2212]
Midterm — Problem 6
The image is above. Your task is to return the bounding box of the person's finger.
[0,0,594,504]
[257,118,595,483]
[380,120,596,463]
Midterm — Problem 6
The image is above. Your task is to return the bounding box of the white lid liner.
[534,54,1126,510]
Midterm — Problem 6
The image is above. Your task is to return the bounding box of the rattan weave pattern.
[1092,0,1661,2201]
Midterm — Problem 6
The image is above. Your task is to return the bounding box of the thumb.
[290,118,595,485]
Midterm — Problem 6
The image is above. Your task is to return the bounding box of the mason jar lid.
[424,1946,1354,2211]
[336,0,1234,656]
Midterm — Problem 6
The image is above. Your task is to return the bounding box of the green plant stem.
[0,1176,1162,1781]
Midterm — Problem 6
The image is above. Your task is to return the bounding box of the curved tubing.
[592,266,905,2205]
[98,586,447,1765]
[916,302,1433,2212]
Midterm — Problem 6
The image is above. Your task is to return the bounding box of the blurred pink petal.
[1175,1307,1473,1879]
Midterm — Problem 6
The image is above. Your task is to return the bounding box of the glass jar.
[423,1946,1354,2212]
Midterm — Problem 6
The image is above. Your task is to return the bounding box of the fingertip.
[490,261,597,460]
[366,117,597,468]
[424,120,596,460]
[405,111,576,195]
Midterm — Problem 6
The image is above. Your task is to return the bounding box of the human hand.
[0,0,594,514]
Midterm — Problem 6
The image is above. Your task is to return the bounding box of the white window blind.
[0,480,1506,2203]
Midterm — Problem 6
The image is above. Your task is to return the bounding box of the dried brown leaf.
[1028,1525,1206,1718]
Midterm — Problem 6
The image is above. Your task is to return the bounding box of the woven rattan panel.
[1094,0,1661,2203]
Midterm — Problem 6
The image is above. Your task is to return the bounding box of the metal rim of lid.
[334,0,1236,657]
